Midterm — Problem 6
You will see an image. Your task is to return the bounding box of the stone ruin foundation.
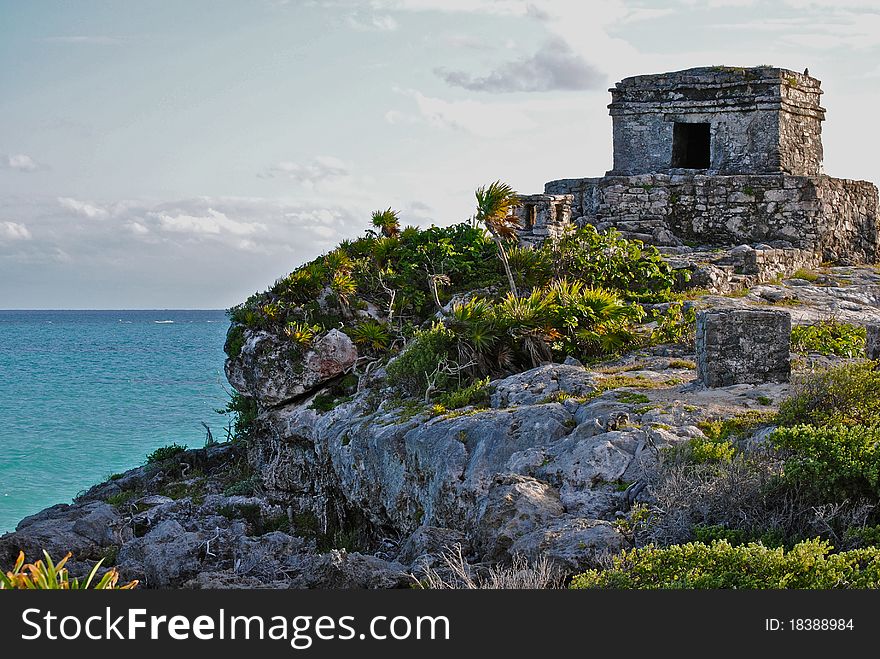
[867,324,880,361]
[696,309,792,388]
[512,66,880,387]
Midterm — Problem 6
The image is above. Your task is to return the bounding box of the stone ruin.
[513,66,880,387]
[516,66,879,272]
[695,308,791,387]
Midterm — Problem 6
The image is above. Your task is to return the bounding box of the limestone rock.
[225,328,357,406]
[474,475,565,563]
[510,517,627,572]
[490,364,595,407]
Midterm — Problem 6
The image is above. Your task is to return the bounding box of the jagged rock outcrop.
[225,328,357,406]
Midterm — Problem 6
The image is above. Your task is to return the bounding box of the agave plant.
[0,551,138,590]
[448,297,500,372]
[474,181,521,296]
[346,319,391,352]
[323,249,352,275]
[330,271,358,307]
[548,279,643,356]
[371,207,401,238]
[284,321,320,347]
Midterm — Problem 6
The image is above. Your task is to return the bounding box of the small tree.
[474,181,520,296]
[371,207,401,238]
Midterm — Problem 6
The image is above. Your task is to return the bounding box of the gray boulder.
[226,328,357,405]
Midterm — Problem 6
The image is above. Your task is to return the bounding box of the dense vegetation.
[790,319,866,357]
[571,539,880,589]
[226,184,687,408]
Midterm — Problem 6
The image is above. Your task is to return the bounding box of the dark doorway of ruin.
[672,122,711,169]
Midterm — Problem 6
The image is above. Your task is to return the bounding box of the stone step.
[615,219,667,232]
[618,231,655,243]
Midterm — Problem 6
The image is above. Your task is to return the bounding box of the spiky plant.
[284,321,320,347]
[474,180,521,296]
[449,297,500,372]
[330,271,358,308]
[371,207,401,238]
[347,319,391,352]
[548,279,643,356]
[323,249,352,275]
[0,551,138,590]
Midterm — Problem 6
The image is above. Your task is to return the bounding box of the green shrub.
[549,224,679,303]
[436,377,491,410]
[345,319,391,352]
[790,320,865,357]
[692,524,786,549]
[697,410,776,443]
[777,362,880,427]
[570,539,880,589]
[771,423,880,502]
[649,302,696,345]
[686,437,737,464]
[386,323,456,396]
[224,324,247,358]
[146,443,187,464]
[218,392,259,442]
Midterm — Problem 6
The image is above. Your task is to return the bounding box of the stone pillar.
[696,309,791,387]
[867,323,880,361]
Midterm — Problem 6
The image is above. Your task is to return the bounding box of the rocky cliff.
[3,241,880,588]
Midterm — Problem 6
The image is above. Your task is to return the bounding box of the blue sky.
[1,0,879,308]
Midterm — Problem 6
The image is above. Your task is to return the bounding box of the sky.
[1,0,879,309]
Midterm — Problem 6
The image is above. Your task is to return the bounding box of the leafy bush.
[771,423,880,502]
[549,224,679,303]
[570,539,880,589]
[145,443,187,464]
[777,362,880,427]
[649,301,696,345]
[790,320,865,357]
[436,377,491,410]
[345,319,391,352]
[386,323,456,396]
[685,436,737,464]
[1,551,138,590]
[697,410,776,443]
[218,391,259,442]
[224,324,247,358]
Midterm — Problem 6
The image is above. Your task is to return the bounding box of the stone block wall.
[513,194,572,248]
[867,324,880,361]
[544,173,879,264]
[696,308,791,387]
[607,67,824,177]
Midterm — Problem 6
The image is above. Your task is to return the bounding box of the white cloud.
[0,221,32,241]
[2,153,43,172]
[151,209,266,236]
[128,222,150,235]
[58,197,110,219]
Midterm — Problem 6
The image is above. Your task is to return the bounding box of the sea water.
[0,310,230,533]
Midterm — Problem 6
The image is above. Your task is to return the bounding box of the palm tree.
[371,208,401,238]
[475,180,520,296]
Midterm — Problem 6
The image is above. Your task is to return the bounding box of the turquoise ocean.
[0,310,230,533]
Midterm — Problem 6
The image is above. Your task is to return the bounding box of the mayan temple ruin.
[517,66,879,291]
